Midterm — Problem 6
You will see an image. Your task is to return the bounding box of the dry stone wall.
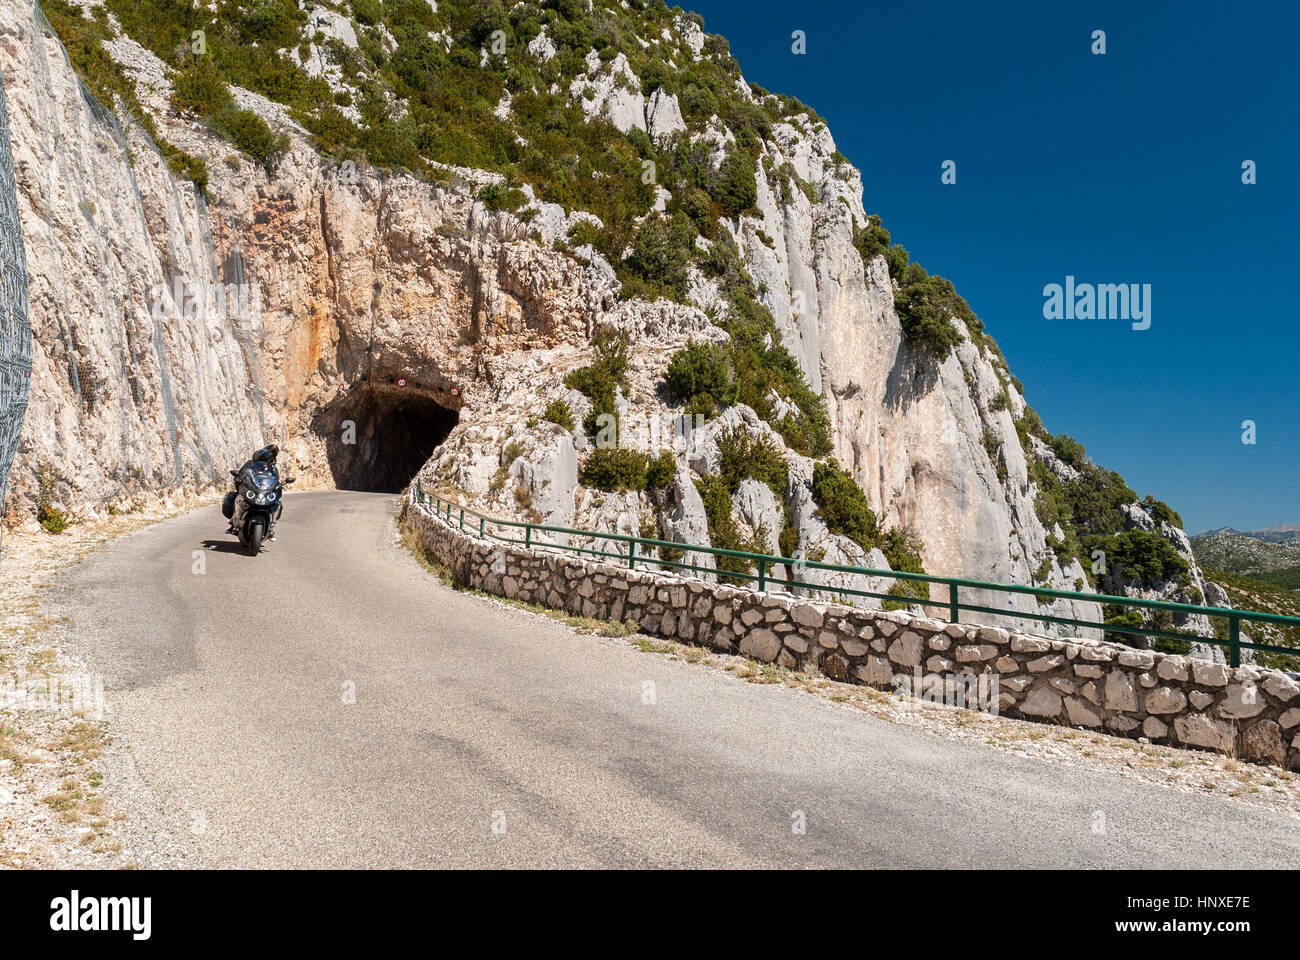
[406,493,1300,770]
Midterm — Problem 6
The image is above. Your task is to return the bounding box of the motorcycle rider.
[225,443,283,541]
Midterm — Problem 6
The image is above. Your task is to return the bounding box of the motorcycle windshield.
[243,463,279,490]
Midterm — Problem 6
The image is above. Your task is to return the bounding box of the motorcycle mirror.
[284,477,296,484]
[230,470,239,479]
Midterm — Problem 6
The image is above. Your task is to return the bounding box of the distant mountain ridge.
[1193,523,1300,543]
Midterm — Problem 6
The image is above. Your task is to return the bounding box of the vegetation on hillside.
[689,429,789,584]
[1254,566,1300,590]
[1025,431,1186,589]
[564,328,629,441]
[1192,530,1300,577]
[810,460,928,603]
[663,234,832,457]
[70,0,818,282]
[42,0,212,191]
[1202,568,1300,671]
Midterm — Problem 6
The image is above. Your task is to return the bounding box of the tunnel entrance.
[319,385,459,493]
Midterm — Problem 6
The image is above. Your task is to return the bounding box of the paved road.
[51,490,1300,868]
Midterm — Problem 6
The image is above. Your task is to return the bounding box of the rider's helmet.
[254,443,279,465]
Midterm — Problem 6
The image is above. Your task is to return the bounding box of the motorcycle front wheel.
[247,519,264,556]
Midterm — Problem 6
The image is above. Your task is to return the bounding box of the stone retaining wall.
[406,495,1300,770]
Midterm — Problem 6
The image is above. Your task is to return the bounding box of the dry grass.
[56,719,107,762]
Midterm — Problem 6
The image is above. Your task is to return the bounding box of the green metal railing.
[412,483,1300,669]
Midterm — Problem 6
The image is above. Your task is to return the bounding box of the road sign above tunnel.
[449,385,460,398]
[396,377,406,388]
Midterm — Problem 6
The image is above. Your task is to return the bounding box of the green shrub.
[715,428,787,499]
[36,463,68,534]
[212,105,288,172]
[778,523,799,559]
[172,60,232,116]
[542,398,575,431]
[893,273,968,357]
[1088,530,1189,588]
[160,140,210,194]
[618,215,693,302]
[695,474,762,585]
[879,528,928,602]
[1048,433,1087,470]
[663,270,832,457]
[811,459,877,551]
[300,103,359,156]
[709,147,757,217]
[352,0,383,24]
[852,214,891,262]
[1014,406,1049,450]
[38,506,69,534]
[479,181,528,212]
[645,450,677,490]
[664,340,732,403]
[885,244,910,281]
[1102,606,1146,644]
[1141,495,1183,529]
[564,330,630,439]
[580,447,647,491]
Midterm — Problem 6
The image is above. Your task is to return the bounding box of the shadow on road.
[199,539,260,554]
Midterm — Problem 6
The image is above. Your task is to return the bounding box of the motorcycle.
[221,461,294,555]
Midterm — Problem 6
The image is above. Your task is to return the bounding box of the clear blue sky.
[688,0,1298,535]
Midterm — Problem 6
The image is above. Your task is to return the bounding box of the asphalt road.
[50,490,1300,868]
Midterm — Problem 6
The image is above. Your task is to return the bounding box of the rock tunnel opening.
[321,386,459,493]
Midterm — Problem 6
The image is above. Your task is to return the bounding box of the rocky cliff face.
[1,0,1231,646]
[1,0,620,511]
[2,0,261,511]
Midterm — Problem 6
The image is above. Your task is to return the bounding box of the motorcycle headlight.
[244,489,255,500]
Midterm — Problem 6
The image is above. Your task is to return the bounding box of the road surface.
[50,490,1300,868]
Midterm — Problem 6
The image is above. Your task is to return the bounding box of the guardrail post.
[459,508,464,530]
[479,517,485,538]
[525,525,532,549]
[949,583,959,623]
[1228,613,1241,668]
[628,540,636,569]
[757,558,766,592]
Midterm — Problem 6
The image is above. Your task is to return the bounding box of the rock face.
[2,0,619,514]
[569,51,645,134]
[0,0,1232,655]
[0,63,30,523]
[3,1,267,509]
[644,88,685,144]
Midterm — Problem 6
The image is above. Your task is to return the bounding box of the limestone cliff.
[0,0,1229,648]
